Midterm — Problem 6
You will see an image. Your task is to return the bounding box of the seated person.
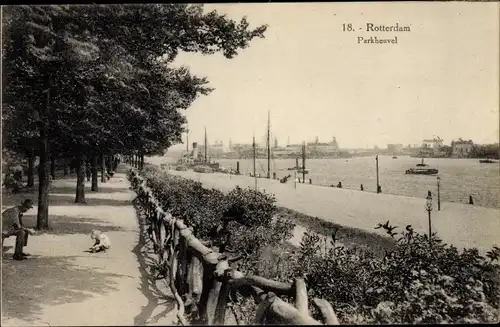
[89,230,111,253]
[2,199,35,260]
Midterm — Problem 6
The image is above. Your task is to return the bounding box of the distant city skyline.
[176,134,496,151]
[170,2,499,151]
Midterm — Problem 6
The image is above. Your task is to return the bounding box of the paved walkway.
[168,170,500,254]
[1,166,175,326]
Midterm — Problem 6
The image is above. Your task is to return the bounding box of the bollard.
[309,178,312,184]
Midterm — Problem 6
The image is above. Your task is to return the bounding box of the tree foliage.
[3,4,267,158]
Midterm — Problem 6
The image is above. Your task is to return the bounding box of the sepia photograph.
[1,2,499,326]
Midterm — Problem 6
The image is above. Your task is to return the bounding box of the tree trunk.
[63,161,70,176]
[75,153,86,203]
[50,156,56,180]
[113,155,118,171]
[101,154,107,183]
[70,158,76,174]
[91,155,99,192]
[140,153,145,170]
[37,91,50,230]
[27,148,35,187]
[107,153,113,172]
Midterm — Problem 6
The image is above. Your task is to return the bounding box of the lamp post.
[426,191,433,242]
[437,177,441,211]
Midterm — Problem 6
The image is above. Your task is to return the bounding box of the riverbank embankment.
[166,170,499,254]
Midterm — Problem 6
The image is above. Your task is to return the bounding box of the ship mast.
[186,123,189,155]
[204,126,208,164]
[253,135,257,189]
[302,141,306,183]
[267,110,271,179]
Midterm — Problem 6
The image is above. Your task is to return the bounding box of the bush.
[138,165,295,266]
[274,223,500,324]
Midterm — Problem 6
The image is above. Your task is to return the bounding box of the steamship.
[178,141,220,171]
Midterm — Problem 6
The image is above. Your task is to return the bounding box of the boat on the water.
[406,157,438,175]
[297,168,309,174]
[176,127,220,171]
[287,157,309,174]
[405,167,439,175]
[416,158,428,167]
[479,159,498,164]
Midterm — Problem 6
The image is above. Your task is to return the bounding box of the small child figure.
[89,230,111,253]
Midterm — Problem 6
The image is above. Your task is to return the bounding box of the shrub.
[138,165,295,267]
[275,223,500,324]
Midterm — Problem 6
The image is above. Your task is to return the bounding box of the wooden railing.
[129,168,339,325]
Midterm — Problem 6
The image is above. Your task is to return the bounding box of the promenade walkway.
[1,166,175,326]
[168,170,500,254]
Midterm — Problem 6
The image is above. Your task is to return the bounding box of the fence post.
[214,268,232,324]
[168,221,187,325]
[255,292,276,324]
[312,298,340,325]
[295,278,308,315]
[205,259,229,324]
[195,252,219,324]
[176,230,190,296]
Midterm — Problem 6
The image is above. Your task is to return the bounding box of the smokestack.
[192,142,198,160]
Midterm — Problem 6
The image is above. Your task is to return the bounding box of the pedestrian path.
[1,166,175,326]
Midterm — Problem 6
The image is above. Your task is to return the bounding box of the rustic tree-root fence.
[129,168,339,325]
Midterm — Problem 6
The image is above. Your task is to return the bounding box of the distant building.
[451,138,474,158]
[420,137,445,157]
[387,144,404,154]
[198,140,225,157]
[423,138,443,150]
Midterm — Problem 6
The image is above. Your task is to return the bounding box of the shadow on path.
[131,199,175,325]
[49,186,130,195]
[43,196,132,207]
[13,214,126,236]
[2,189,130,208]
[1,255,124,323]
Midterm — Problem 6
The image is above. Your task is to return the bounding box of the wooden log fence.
[128,167,339,325]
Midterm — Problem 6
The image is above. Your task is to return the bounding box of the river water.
[148,155,499,209]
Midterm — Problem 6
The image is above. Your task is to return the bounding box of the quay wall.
[166,169,500,254]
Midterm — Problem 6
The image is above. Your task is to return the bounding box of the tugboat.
[406,158,439,175]
[479,158,497,164]
[416,158,428,167]
[287,153,309,174]
[297,167,309,174]
[405,167,439,175]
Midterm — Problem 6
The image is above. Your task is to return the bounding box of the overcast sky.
[170,2,499,150]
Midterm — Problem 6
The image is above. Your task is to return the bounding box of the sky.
[170,2,499,150]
